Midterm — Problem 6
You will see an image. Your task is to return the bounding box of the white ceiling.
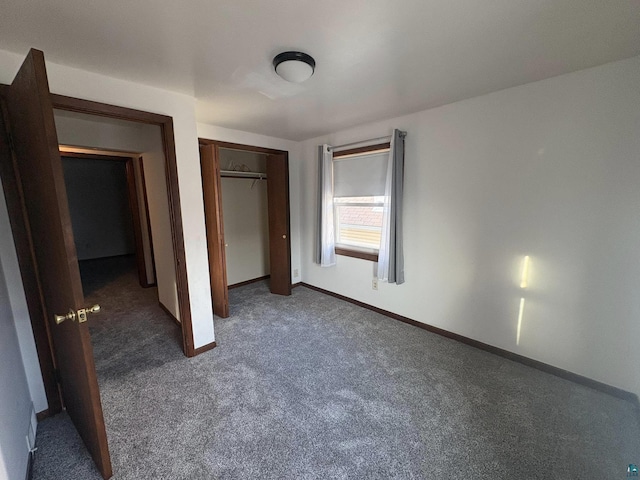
[1,0,639,140]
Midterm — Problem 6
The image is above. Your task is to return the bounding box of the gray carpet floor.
[32,256,640,479]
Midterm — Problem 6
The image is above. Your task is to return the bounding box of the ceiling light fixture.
[273,51,316,83]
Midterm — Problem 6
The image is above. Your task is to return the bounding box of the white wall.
[54,111,179,318]
[197,124,301,285]
[62,157,135,260]
[219,150,269,285]
[299,56,640,397]
[0,250,35,480]
[0,179,47,414]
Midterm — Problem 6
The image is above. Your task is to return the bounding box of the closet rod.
[220,170,267,180]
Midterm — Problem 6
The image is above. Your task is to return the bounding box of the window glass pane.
[334,196,384,205]
[335,199,382,250]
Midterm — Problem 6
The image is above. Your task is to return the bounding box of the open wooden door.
[5,49,112,479]
[266,154,291,295]
[200,144,230,318]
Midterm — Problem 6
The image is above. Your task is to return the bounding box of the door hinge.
[54,368,62,385]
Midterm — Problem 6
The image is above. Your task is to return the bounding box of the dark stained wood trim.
[228,275,271,289]
[199,138,292,301]
[300,282,640,406]
[200,144,229,318]
[159,119,195,356]
[138,156,157,286]
[51,94,196,357]
[292,282,302,288]
[36,409,51,422]
[60,151,126,162]
[52,94,169,125]
[198,138,287,156]
[159,302,181,328]
[124,158,148,288]
[0,93,63,415]
[332,142,391,159]
[193,341,217,355]
[335,247,379,262]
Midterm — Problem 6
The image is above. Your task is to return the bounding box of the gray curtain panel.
[315,144,336,266]
[388,129,406,284]
[315,145,323,264]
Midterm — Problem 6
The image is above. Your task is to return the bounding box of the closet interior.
[218,147,270,287]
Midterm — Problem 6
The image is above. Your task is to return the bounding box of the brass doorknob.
[282,235,286,239]
[54,309,76,325]
[86,305,101,314]
[55,304,101,325]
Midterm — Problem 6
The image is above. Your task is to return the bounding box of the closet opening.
[59,148,156,290]
[199,139,291,318]
[219,148,270,288]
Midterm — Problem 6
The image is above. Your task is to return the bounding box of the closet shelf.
[220,170,267,180]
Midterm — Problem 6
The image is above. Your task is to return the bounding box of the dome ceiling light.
[273,51,316,83]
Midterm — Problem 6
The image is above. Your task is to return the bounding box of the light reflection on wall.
[516,255,531,346]
[516,297,525,345]
[520,255,530,288]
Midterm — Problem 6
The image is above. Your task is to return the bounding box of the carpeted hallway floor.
[32,256,640,479]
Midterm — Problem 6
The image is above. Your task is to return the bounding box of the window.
[332,143,390,261]
[334,196,383,252]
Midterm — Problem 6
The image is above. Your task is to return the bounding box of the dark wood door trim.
[200,144,229,318]
[198,138,288,156]
[124,158,148,287]
[59,151,130,161]
[198,139,292,313]
[138,156,157,286]
[51,94,171,125]
[52,95,195,356]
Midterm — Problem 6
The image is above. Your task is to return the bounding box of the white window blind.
[333,151,388,198]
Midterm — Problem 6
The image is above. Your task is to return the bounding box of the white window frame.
[333,198,384,254]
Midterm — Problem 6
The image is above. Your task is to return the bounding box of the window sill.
[335,247,379,262]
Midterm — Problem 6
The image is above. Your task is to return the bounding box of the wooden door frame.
[59,150,157,289]
[51,95,195,357]
[137,156,158,286]
[0,88,197,415]
[199,144,229,318]
[198,138,292,314]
